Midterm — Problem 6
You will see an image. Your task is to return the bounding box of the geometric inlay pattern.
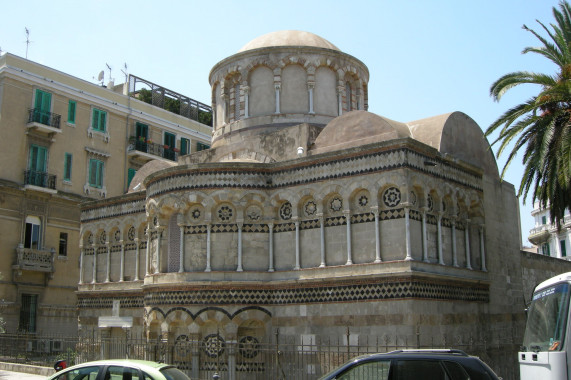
[128,227,135,241]
[140,277,489,307]
[304,200,317,217]
[325,215,347,227]
[203,334,225,358]
[279,201,292,220]
[329,196,343,213]
[217,205,234,222]
[383,187,401,208]
[351,212,374,224]
[238,336,260,359]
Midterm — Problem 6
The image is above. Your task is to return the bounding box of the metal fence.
[0,333,518,380]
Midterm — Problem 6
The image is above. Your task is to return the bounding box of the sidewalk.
[0,369,46,379]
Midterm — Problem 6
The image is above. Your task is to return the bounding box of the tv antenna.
[121,63,129,82]
[105,63,113,83]
[24,27,32,59]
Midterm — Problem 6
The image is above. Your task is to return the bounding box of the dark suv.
[318,349,500,380]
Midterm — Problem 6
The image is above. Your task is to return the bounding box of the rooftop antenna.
[106,63,113,83]
[24,27,32,59]
[121,62,128,82]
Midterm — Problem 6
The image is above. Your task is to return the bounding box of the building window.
[127,168,136,188]
[33,89,52,125]
[27,145,48,187]
[542,215,547,225]
[197,142,210,151]
[346,81,352,112]
[68,100,76,124]
[561,240,567,257]
[19,294,38,333]
[24,216,41,249]
[542,243,551,256]
[64,153,72,181]
[91,108,107,132]
[88,159,104,188]
[59,232,68,256]
[235,83,240,120]
[180,138,190,155]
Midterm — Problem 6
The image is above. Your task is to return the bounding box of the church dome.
[127,159,177,193]
[311,110,411,154]
[238,30,340,52]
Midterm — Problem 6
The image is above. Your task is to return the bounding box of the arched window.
[345,81,352,112]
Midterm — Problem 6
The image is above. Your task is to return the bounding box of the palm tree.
[486,0,571,227]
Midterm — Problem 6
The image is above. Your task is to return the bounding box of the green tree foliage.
[486,0,571,227]
[135,89,212,126]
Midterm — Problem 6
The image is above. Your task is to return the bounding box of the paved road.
[0,369,46,379]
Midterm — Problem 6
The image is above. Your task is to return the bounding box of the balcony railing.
[14,245,55,273]
[27,108,61,129]
[128,137,178,161]
[24,170,56,189]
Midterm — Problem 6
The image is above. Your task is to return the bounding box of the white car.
[46,359,190,380]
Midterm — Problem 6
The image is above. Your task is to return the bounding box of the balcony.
[23,170,57,194]
[13,244,55,274]
[528,225,551,245]
[127,137,179,164]
[26,108,62,135]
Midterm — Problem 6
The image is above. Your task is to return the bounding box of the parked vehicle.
[318,349,500,380]
[46,359,190,380]
[520,272,571,380]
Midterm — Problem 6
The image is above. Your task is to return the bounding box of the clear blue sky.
[1,0,563,246]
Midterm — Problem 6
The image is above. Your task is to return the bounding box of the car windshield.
[160,367,190,380]
[522,282,571,352]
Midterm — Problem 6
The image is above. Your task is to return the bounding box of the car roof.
[61,359,171,371]
[349,349,476,362]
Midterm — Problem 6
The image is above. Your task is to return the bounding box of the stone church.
[78,30,522,375]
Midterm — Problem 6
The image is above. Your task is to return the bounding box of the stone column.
[268,222,275,272]
[79,245,84,284]
[145,227,151,276]
[294,218,300,270]
[344,210,353,265]
[154,228,162,274]
[91,244,97,284]
[437,213,444,265]
[119,240,125,282]
[105,242,111,282]
[372,207,381,263]
[220,91,227,124]
[337,86,344,115]
[308,82,315,114]
[274,83,281,114]
[205,223,212,272]
[451,218,458,267]
[243,86,250,118]
[237,222,243,272]
[421,209,428,262]
[465,219,472,269]
[227,340,237,380]
[134,238,140,281]
[319,214,326,267]
[179,224,185,273]
[479,224,487,271]
[404,205,412,261]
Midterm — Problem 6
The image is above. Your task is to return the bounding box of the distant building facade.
[0,53,211,335]
[528,202,571,259]
[77,31,526,378]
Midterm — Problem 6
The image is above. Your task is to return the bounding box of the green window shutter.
[164,132,176,147]
[127,168,136,188]
[561,240,567,257]
[29,145,47,172]
[197,142,210,151]
[89,159,104,188]
[92,108,107,132]
[68,101,76,124]
[181,138,190,155]
[64,153,72,181]
[35,89,51,112]
[136,122,148,139]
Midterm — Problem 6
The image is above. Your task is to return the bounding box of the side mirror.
[54,359,67,372]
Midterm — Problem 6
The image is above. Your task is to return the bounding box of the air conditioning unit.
[51,340,63,352]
